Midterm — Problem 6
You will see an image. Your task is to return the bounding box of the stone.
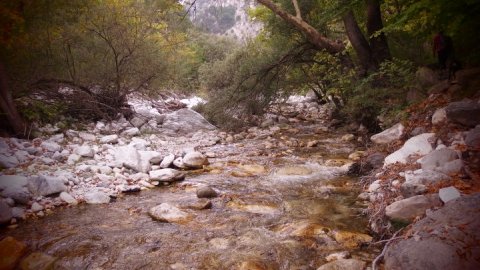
[122,127,140,136]
[439,186,461,203]
[385,194,441,223]
[370,123,405,144]
[363,152,386,171]
[0,200,13,224]
[436,159,464,175]
[384,133,435,166]
[67,154,81,165]
[465,125,480,150]
[40,141,62,152]
[114,145,141,172]
[384,193,480,270]
[317,259,366,270]
[0,154,19,168]
[173,157,187,169]
[148,203,190,223]
[19,252,57,270]
[160,153,175,168]
[59,192,78,205]
[78,132,96,141]
[0,175,31,204]
[149,169,185,182]
[182,151,207,168]
[130,116,147,128]
[432,108,447,125]
[27,175,66,196]
[11,207,26,219]
[333,231,372,248]
[75,145,95,158]
[196,186,218,198]
[0,237,27,270]
[183,199,212,210]
[84,190,111,204]
[416,66,439,87]
[325,251,350,262]
[410,126,426,137]
[417,148,459,171]
[260,118,275,128]
[239,164,268,174]
[445,100,480,127]
[404,169,451,186]
[162,109,216,134]
[341,134,355,142]
[99,134,119,144]
[31,202,44,212]
[368,180,382,192]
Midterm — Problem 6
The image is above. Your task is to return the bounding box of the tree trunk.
[366,0,391,64]
[342,10,376,74]
[257,0,344,54]
[0,61,27,137]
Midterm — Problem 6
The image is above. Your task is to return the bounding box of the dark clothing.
[433,33,452,69]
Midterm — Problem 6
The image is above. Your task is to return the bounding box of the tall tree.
[366,0,391,64]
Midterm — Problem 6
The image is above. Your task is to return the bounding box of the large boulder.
[162,109,216,134]
[84,190,111,204]
[114,145,141,172]
[0,154,19,168]
[384,133,435,166]
[445,100,480,127]
[0,200,12,224]
[182,151,207,169]
[385,194,441,223]
[148,203,190,223]
[417,148,459,171]
[465,125,480,150]
[401,169,451,197]
[384,193,480,270]
[370,123,405,145]
[0,175,31,204]
[74,145,95,158]
[27,175,66,197]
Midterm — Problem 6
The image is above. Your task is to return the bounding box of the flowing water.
[1,122,377,269]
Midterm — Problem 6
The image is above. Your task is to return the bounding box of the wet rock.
[239,260,269,270]
[417,148,459,171]
[162,109,216,134]
[445,100,480,127]
[149,168,185,182]
[0,175,31,204]
[317,259,366,270]
[19,252,57,270]
[59,192,78,205]
[27,175,66,196]
[182,151,207,168]
[432,107,447,125]
[333,231,372,248]
[40,141,62,152]
[465,125,480,150]
[363,152,385,171]
[385,194,441,223]
[370,123,405,144]
[196,186,217,198]
[84,190,111,204]
[275,165,312,176]
[384,133,435,166]
[181,199,212,210]
[439,186,461,203]
[148,203,190,223]
[384,193,480,270]
[160,153,175,168]
[99,134,119,144]
[238,164,267,174]
[75,145,95,158]
[0,236,27,270]
[0,200,13,224]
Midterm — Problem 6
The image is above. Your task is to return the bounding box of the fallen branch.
[372,228,403,270]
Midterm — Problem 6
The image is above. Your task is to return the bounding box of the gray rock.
[385,194,441,223]
[465,125,480,150]
[384,133,435,166]
[436,159,464,175]
[162,109,216,134]
[148,203,190,223]
[79,132,96,141]
[11,207,26,219]
[370,123,405,144]
[40,141,62,152]
[196,186,218,198]
[0,200,12,224]
[417,148,459,171]
[139,150,162,164]
[0,154,19,168]
[439,186,461,203]
[67,154,81,165]
[0,175,31,204]
[149,169,185,182]
[260,118,275,128]
[31,202,44,212]
[445,100,480,127]
[404,169,451,186]
[130,137,149,150]
[99,135,119,144]
[130,116,147,128]
[316,259,366,270]
[410,126,426,137]
[182,151,207,169]
[59,192,78,205]
[160,153,175,168]
[75,145,95,158]
[173,157,187,169]
[122,127,140,136]
[114,145,141,172]
[432,107,447,125]
[27,175,66,196]
[84,190,111,204]
[384,193,480,270]
[364,152,386,171]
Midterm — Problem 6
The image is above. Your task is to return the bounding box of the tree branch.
[292,0,302,19]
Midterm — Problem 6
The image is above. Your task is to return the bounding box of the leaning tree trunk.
[0,61,27,137]
[342,10,377,74]
[366,0,391,64]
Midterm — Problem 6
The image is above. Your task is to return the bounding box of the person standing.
[433,31,448,69]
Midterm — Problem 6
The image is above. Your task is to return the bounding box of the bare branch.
[292,0,302,19]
